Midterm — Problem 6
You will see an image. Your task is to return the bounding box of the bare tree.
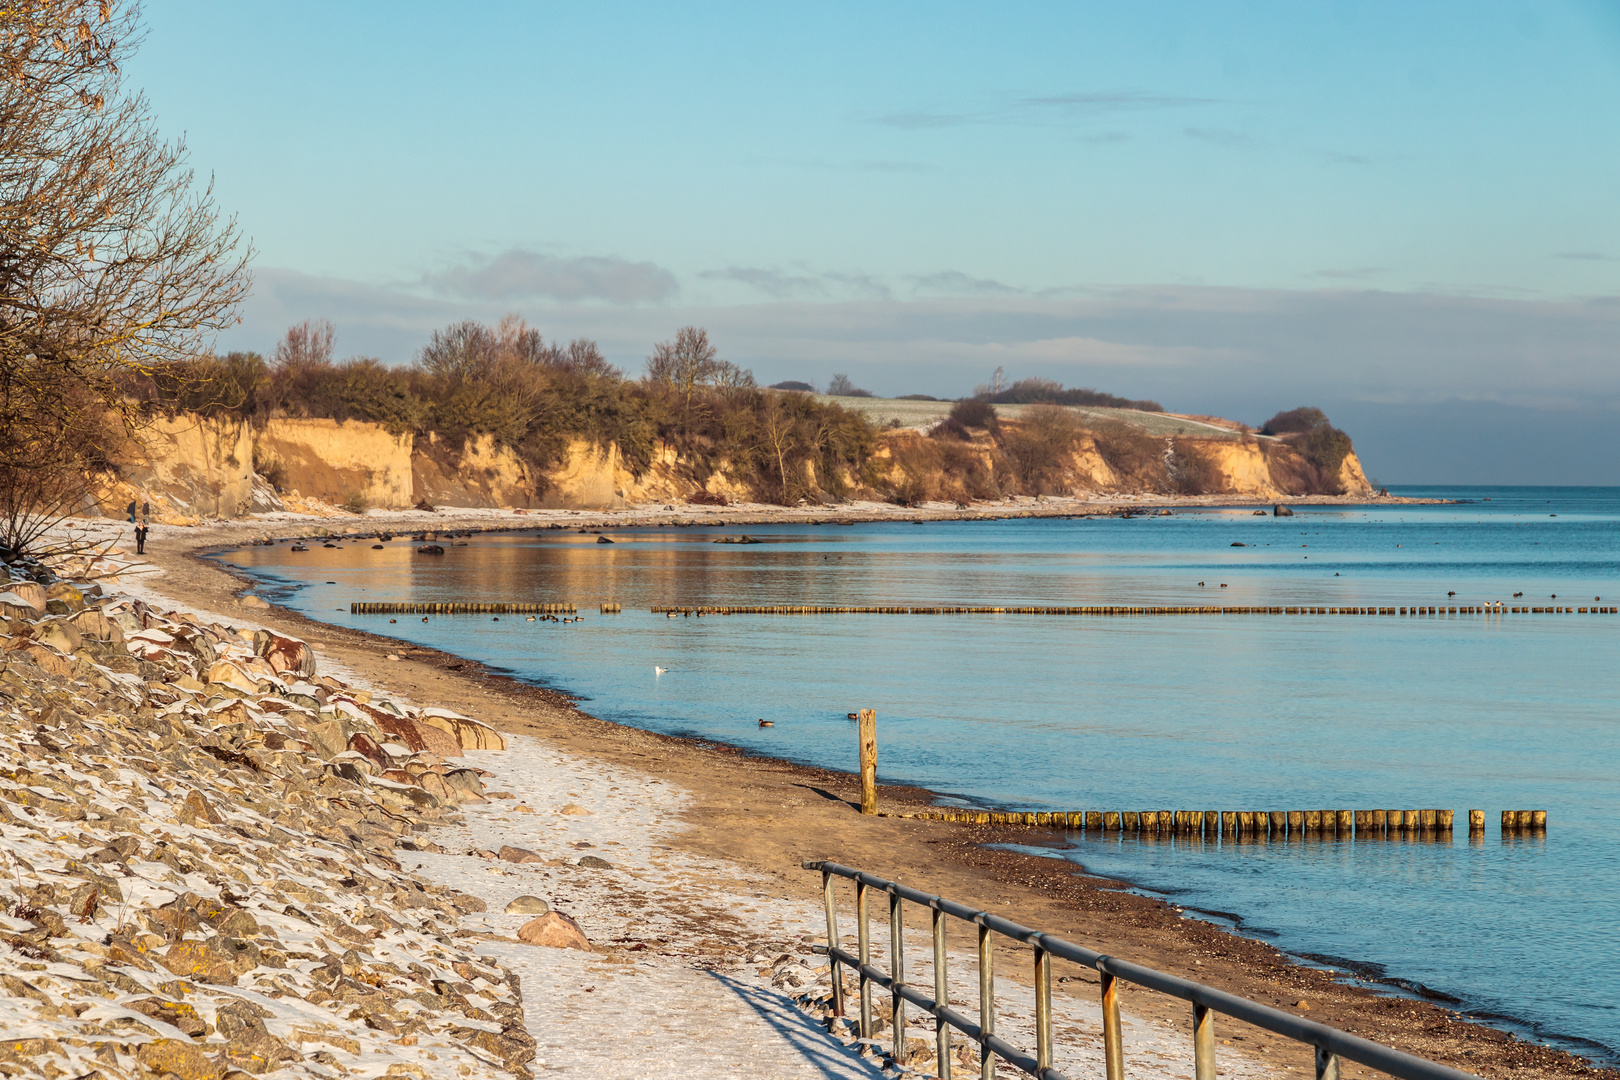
[645,326,720,415]
[0,0,251,553]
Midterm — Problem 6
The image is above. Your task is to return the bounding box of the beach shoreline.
[104,508,1612,1080]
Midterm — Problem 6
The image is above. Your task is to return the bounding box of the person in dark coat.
[134,522,149,555]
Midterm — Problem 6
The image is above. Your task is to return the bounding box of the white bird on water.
[654,666,668,675]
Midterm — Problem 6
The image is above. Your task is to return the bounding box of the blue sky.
[130,2,1620,482]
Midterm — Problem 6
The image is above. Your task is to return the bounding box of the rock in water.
[517,911,591,950]
[596,535,614,543]
[1273,504,1295,517]
[505,895,551,915]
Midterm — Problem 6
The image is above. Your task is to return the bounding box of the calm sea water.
[223,486,1620,1059]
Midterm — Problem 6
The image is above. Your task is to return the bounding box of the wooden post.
[858,709,877,815]
[1468,809,1485,831]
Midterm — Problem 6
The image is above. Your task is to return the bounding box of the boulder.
[135,1039,223,1080]
[442,768,487,802]
[68,608,122,642]
[2,581,45,615]
[302,719,348,760]
[516,911,590,951]
[578,855,613,869]
[256,632,317,678]
[497,845,544,864]
[1273,504,1295,517]
[44,583,86,611]
[236,594,272,609]
[346,732,388,770]
[504,895,551,915]
[417,707,507,750]
[205,660,260,694]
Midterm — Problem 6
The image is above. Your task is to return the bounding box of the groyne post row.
[649,603,1616,616]
[895,807,1548,836]
[349,602,577,615]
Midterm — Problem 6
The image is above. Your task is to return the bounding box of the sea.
[219,485,1620,1061]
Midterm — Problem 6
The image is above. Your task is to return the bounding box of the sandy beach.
[76,501,1608,1080]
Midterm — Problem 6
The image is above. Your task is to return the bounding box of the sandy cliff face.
[1195,438,1285,498]
[256,418,414,509]
[94,414,255,522]
[413,433,542,509]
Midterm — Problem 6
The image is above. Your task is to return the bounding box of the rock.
[237,594,271,609]
[504,895,551,915]
[498,845,544,864]
[44,583,85,611]
[1273,504,1295,517]
[216,999,302,1072]
[2,581,45,615]
[417,707,507,750]
[517,911,591,950]
[205,660,260,694]
[136,1039,223,1080]
[442,768,487,802]
[68,608,122,641]
[178,791,223,826]
[302,718,348,760]
[559,802,591,816]
[346,731,388,770]
[578,855,613,869]
[417,544,445,555]
[257,632,316,678]
[595,535,614,543]
[127,996,207,1037]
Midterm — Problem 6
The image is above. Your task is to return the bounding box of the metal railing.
[807,860,1480,1080]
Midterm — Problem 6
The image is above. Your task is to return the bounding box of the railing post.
[857,879,872,1039]
[978,923,995,1080]
[1101,967,1124,1080]
[1034,943,1053,1074]
[822,871,844,1018]
[933,905,951,1079]
[1193,1002,1215,1080]
[890,890,906,1063]
[1315,1045,1340,1080]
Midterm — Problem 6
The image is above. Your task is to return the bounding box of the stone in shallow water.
[505,895,551,915]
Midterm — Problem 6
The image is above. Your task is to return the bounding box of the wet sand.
[122,510,1608,1080]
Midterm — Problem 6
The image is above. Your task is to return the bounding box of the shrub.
[984,377,1162,412]
[931,417,972,441]
[769,380,815,392]
[948,398,998,431]
[1260,407,1329,435]
[999,404,1082,492]
[253,446,287,490]
[1090,421,1164,485]
[1304,424,1353,477]
[342,491,370,515]
[826,373,873,397]
[1168,439,1223,494]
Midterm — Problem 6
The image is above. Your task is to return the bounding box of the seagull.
[655,666,667,675]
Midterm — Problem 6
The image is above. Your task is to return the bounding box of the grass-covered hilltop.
[105,318,1372,521]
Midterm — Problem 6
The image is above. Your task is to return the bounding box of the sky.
[127,1,1620,483]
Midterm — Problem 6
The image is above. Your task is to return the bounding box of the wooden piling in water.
[1468,809,1485,831]
[857,709,877,816]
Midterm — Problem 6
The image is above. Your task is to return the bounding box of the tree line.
[132,319,876,506]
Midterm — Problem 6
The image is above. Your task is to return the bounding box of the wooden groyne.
[349,602,577,615]
[890,807,1549,836]
[650,604,1616,617]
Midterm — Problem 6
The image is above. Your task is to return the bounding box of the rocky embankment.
[0,561,543,1080]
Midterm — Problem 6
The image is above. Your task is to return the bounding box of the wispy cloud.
[1312,266,1390,281]
[702,266,892,300]
[909,270,1022,295]
[1184,126,1258,150]
[872,89,1214,129]
[422,249,677,304]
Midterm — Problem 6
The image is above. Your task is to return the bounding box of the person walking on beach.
[125,500,137,523]
[134,521,148,555]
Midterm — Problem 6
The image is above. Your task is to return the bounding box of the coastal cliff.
[87,409,1373,522]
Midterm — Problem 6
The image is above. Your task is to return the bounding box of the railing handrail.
[806,859,1480,1080]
